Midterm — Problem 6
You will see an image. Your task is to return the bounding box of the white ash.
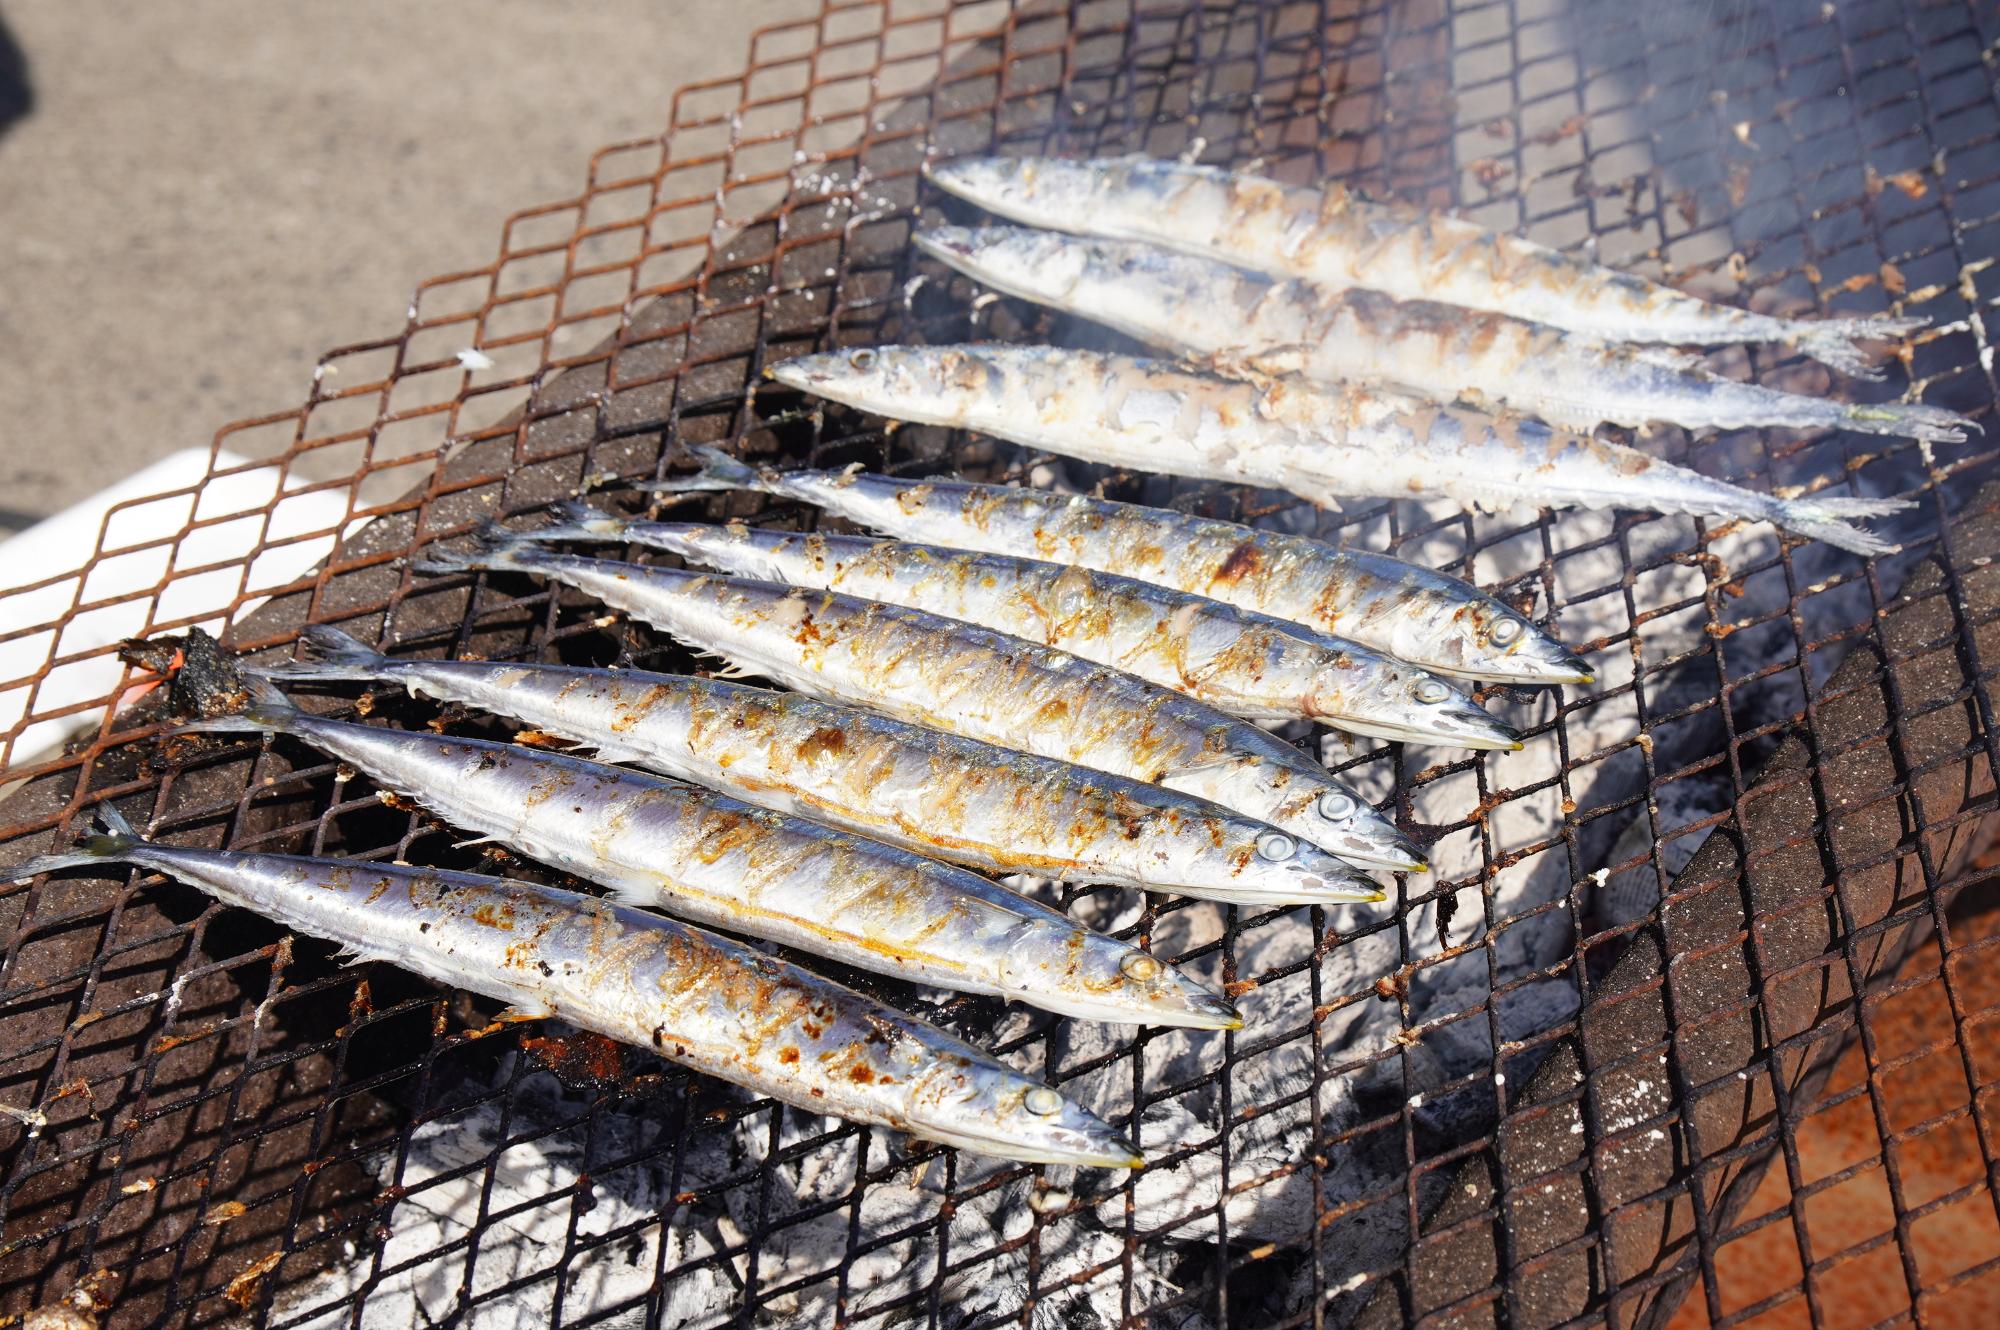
[273,1060,742,1330]
[275,465,1900,1328]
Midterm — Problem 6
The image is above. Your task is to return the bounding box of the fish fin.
[1770,494,1918,556]
[1629,345,1710,373]
[572,741,652,767]
[451,835,508,850]
[633,444,766,497]
[254,625,391,684]
[536,501,631,543]
[1793,315,1930,377]
[171,677,304,738]
[410,525,562,579]
[1840,401,1980,444]
[602,881,660,909]
[497,1002,552,1022]
[707,662,763,681]
[6,804,146,881]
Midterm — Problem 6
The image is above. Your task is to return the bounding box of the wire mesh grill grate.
[3,1,1999,1326]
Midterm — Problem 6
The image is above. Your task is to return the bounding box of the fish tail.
[410,525,552,578]
[1768,494,1916,556]
[635,445,765,497]
[1794,315,1930,378]
[537,501,634,543]
[255,626,393,684]
[1840,401,1980,444]
[171,677,305,738]
[7,805,145,881]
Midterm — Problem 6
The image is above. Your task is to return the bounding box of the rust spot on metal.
[225,1251,284,1310]
[521,1031,624,1086]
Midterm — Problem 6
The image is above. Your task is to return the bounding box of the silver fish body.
[177,688,1238,1028]
[647,446,1588,686]
[264,627,1382,905]
[533,511,1515,749]
[8,812,1139,1166]
[926,154,1928,377]
[416,538,1423,873]
[771,344,1912,556]
[914,226,1974,445]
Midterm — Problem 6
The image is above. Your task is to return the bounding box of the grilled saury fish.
[915,226,1974,444]
[264,626,1384,905]
[415,535,1424,872]
[8,807,1140,1166]
[648,446,1589,686]
[525,505,1518,749]
[927,154,1928,378]
[769,344,1913,556]
[176,683,1239,1028]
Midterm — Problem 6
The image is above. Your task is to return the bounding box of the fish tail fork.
[635,444,766,498]
[1839,400,1980,444]
[8,805,143,881]
[254,625,394,683]
[1771,494,1917,556]
[1793,315,1931,379]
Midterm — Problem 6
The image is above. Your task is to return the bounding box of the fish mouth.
[1317,712,1522,752]
[764,358,832,391]
[913,228,980,265]
[1185,991,1245,1031]
[1027,982,1244,1030]
[1316,819,1426,874]
[1461,641,1594,687]
[921,1120,1144,1170]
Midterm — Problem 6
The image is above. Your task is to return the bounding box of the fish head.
[1321,662,1522,751]
[924,155,1094,224]
[767,345,986,421]
[914,226,1092,305]
[903,1057,1142,1169]
[1000,923,1241,1030]
[1439,604,1592,686]
[1199,819,1392,907]
[1264,781,1425,873]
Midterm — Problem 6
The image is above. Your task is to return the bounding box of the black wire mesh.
[3,1,1999,1327]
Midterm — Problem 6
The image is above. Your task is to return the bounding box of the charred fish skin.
[771,345,1912,557]
[264,627,1385,907]
[924,154,1930,378]
[8,810,1140,1167]
[414,537,1425,874]
[529,511,1518,751]
[645,446,1588,686]
[175,686,1238,1029]
[914,226,1976,446]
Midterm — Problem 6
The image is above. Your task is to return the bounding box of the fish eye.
[1489,618,1524,646]
[848,348,878,371]
[1317,791,1356,821]
[1256,829,1296,861]
[1023,1086,1063,1117]
[1412,678,1451,705]
[1119,952,1163,982]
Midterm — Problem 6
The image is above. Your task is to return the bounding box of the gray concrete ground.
[0,0,817,529]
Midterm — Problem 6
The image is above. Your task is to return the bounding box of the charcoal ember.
[119,626,254,720]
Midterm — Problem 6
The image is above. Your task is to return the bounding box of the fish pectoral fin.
[575,741,652,766]
[452,834,508,850]
[603,880,662,909]
[497,1002,552,1023]
[707,662,761,681]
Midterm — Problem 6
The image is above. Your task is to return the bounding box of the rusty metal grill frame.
[4,1,2000,1326]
